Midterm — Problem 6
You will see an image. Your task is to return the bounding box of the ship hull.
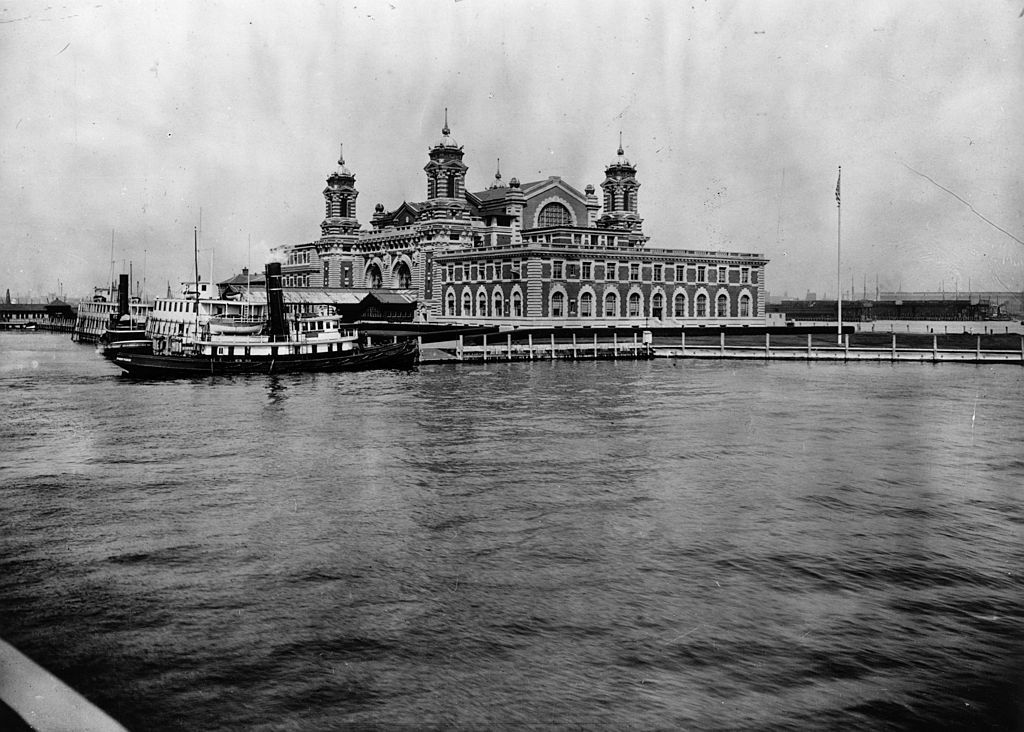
[114,340,418,378]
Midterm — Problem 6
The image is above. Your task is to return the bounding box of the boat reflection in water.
[112,262,418,378]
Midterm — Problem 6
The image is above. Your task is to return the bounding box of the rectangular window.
[447,265,453,282]
[741,267,750,284]
[486,264,494,281]
[582,261,592,279]
[606,262,617,281]
[455,267,463,282]
[552,260,563,279]
[676,264,686,282]
[718,266,727,282]
[470,265,478,281]
[653,264,663,281]
[697,265,707,283]
[511,260,521,279]
[629,263,639,281]
[566,262,578,279]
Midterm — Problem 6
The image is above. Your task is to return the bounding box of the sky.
[1,0,1022,302]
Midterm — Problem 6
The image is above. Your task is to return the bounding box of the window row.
[443,288,754,319]
[445,289,524,318]
[286,251,312,266]
[443,261,754,285]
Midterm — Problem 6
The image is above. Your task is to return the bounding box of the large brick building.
[273,116,768,325]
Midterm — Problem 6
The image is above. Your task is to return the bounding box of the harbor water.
[1,333,1021,730]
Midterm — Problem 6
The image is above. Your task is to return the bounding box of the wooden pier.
[410,326,1024,365]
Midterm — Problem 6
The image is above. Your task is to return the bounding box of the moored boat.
[112,262,418,378]
[96,274,152,359]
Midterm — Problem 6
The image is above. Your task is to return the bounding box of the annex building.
[272,117,768,325]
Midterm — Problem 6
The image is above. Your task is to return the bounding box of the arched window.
[622,188,631,211]
[551,291,565,318]
[628,292,641,317]
[739,294,751,318]
[512,291,523,318]
[604,292,618,318]
[674,292,686,318]
[580,292,593,317]
[652,293,664,319]
[461,290,472,316]
[717,293,729,317]
[394,261,412,289]
[366,263,382,289]
[446,292,456,316]
[538,202,572,227]
[477,291,488,317]
[696,293,708,317]
[493,291,504,318]
[447,173,456,198]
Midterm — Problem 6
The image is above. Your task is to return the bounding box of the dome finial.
[442,107,450,136]
[495,157,502,180]
[617,131,624,157]
[338,141,345,168]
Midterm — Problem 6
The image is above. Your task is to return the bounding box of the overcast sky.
[2,0,1021,301]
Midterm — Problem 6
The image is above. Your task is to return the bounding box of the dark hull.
[114,340,418,378]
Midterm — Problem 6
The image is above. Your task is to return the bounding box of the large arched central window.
[366,263,382,289]
[538,202,572,227]
[393,261,412,289]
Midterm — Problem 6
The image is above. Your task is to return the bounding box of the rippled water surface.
[1,333,1022,730]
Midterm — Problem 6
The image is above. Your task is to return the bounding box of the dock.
[394,326,1024,365]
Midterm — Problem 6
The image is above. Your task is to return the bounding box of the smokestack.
[118,274,129,317]
[264,262,288,340]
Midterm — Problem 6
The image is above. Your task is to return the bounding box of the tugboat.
[97,274,152,360]
[113,262,417,378]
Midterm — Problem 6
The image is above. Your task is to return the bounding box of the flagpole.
[836,166,842,345]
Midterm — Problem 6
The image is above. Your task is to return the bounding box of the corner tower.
[598,134,643,233]
[316,143,360,287]
[423,109,469,219]
[321,143,360,238]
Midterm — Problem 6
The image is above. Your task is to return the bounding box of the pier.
[390,325,1024,365]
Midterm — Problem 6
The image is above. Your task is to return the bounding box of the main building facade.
[273,118,768,325]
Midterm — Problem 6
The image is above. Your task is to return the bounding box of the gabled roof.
[518,176,590,202]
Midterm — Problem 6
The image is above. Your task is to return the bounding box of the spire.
[488,158,505,189]
[617,130,624,157]
[338,142,345,168]
[443,107,450,136]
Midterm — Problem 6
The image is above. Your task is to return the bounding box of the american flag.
[835,167,841,206]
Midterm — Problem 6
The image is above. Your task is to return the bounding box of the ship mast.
[193,226,200,343]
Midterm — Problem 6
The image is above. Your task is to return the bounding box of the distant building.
[272,118,768,325]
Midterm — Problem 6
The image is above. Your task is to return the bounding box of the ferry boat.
[97,314,151,360]
[112,263,418,378]
[89,274,153,358]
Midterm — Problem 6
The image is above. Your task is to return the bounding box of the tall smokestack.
[264,262,288,340]
[118,274,129,317]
